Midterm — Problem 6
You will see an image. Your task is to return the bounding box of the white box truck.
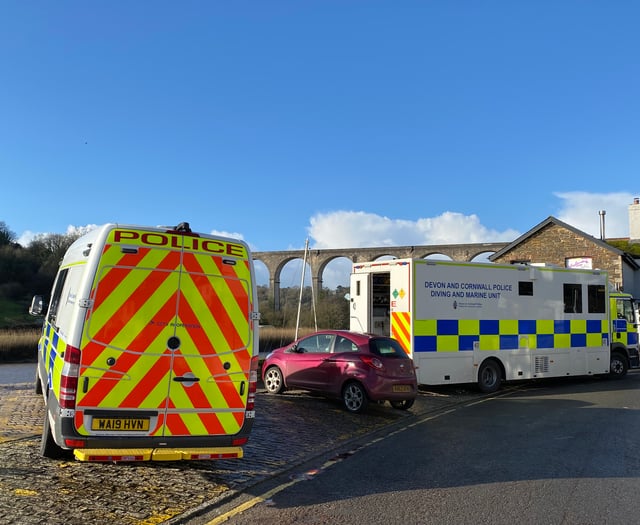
[350,259,639,392]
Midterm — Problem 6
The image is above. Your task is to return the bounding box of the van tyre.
[40,410,66,460]
[342,382,368,413]
[478,360,502,393]
[609,352,628,379]
[264,366,285,394]
[34,371,42,395]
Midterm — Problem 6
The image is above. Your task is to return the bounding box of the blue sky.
[2,2,639,287]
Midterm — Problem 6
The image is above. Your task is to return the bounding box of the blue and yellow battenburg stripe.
[410,318,609,353]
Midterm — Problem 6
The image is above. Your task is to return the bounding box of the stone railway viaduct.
[253,242,509,310]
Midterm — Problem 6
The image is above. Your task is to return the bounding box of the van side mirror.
[29,295,44,316]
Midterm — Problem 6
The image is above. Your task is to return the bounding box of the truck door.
[349,271,371,333]
[611,295,640,368]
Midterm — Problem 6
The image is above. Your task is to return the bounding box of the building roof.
[489,216,640,270]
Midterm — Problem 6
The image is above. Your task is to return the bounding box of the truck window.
[587,284,606,313]
[616,298,636,324]
[518,281,533,296]
[47,268,69,328]
[563,283,582,314]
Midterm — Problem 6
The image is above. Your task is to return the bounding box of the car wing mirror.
[290,343,302,353]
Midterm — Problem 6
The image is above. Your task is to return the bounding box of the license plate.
[392,385,412,393]
[91,417,150,431]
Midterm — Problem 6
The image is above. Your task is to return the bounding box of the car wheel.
[610,352,628,379]
[342,382,368,413]
[263,366,285,394]
[478,359,502,393]
[390,399,414,410]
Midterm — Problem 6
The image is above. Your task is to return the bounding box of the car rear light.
[60,345,81,409]
[360,354,385,371]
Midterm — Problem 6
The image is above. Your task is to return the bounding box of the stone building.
[490,205,640,298]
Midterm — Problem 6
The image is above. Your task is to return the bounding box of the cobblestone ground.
[0,382,476,525]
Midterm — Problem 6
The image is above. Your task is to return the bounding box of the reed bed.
[0,326,316,363]
[0,328,40,362]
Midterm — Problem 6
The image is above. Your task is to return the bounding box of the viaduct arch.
[253,242,509,310]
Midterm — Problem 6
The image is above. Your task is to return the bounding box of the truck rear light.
[60,345,81,409]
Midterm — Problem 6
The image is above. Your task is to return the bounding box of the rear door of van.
[73,226,255,440]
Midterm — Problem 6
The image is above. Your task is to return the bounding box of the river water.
[0,362,36,385]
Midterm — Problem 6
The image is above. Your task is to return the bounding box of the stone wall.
[492,223,623,288]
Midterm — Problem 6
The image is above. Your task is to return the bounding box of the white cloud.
[307,210,520,249]
[554,191,635,239]
[17,224,98,246]
[210,229,245,241]
[17,230,37,246]
[66,224,99,237]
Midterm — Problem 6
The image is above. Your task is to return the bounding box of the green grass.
[0,297,41,330]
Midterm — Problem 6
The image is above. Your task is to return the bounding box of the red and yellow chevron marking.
[391,311,412,357]
[74,231,255,438]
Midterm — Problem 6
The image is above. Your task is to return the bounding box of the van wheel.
[264,366,285,394]
[34,370,42,395]
[478,360,502,393]
[610,352,628,379]
[40,410,66,460]
[342,382,368,413]
[390,399,415,410]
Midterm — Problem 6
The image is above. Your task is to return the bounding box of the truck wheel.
[40,410,66,460]
[478,360,502,393]
[342,382,368,413]
[263,366,285,394]
[390,399,414,410]
[609,352,628,379]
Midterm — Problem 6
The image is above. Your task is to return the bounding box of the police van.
[30,222,260,462]
[349,258,639,392]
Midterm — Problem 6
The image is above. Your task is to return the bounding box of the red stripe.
[198,412,225,435]
[212,256,250,318]
[174,298,246,409]
[119,349,172,409]
[164,413,191,436]
[90,251,181,346]
[79,297,178,407]
[181,253,246,351]
[90,246,153,310]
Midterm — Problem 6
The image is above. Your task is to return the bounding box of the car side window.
[298,334,333,353]
[334,336,356,353]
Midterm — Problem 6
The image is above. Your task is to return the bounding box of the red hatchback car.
[261,330,418,413]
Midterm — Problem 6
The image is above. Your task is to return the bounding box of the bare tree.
[0,221,16,246]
